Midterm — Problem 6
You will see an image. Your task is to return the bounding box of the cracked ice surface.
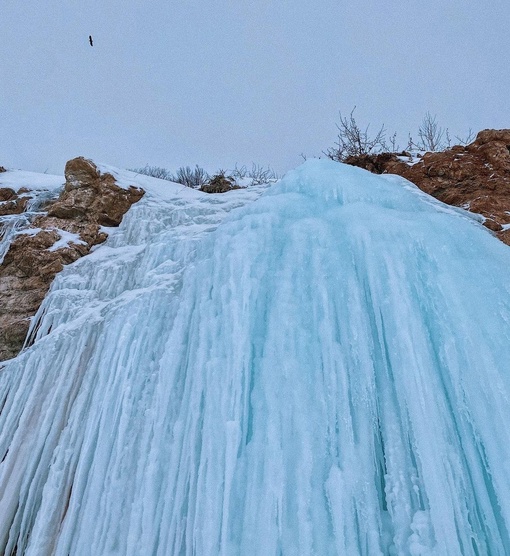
[2,160,510,555]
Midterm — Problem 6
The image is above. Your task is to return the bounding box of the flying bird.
[89,35,93,46]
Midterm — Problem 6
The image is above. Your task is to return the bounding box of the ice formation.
[2,160,510,555]
[0,172,63,264]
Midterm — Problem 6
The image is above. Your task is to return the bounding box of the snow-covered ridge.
[0,169,64,191]
[1,160,510,555]
[98,163,207,198]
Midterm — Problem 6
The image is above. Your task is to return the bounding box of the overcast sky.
[1,0,509,175]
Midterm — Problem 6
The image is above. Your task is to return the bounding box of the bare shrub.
[325,107,387,161]
[325,109,475,163]
[414,112,450,152]
[231,163,280,185]
[129,164,209,188]
[455,128,476,146]
[388,132,400,153]
[130,165,174,180]
[170,165,210,188]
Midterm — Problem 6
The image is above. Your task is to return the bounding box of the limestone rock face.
[0,157,144,361]
[344,130,510,245]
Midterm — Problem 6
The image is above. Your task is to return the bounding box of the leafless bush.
[130,165,174,180]
[231,163,280,185]
[455,128,476,145]
[325,107,387,161]
[129,164,210,188]
[229,165,249,181]
[413,112,450,152]
[170,165,210,188]
[388,132,400,153]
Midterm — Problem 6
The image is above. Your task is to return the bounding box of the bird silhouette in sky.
[89,35,93,46]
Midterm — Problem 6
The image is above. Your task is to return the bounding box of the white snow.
[13,226,43,236]
[0,169,64,191]
[98,163,206,198]
[47,229,87,252]
[1,160,510,555]
[397,151,427,166]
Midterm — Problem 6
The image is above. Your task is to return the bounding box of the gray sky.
[1,0,509,175]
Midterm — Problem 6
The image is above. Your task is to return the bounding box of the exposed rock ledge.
[0,157,144,361]
[344,129,510,245]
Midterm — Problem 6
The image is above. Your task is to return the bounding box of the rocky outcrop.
[344,130,510,245]
[201,174,241,194]
[0,157,144,361]
[0,187,30,215]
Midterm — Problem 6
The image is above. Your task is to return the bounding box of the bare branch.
[416,112,448,152]
[325,107,387,161]
[455,128,475,146]
[230,163,280,185]
[129,164,210,188]
[389,132,399,153]
[171,165,210,188]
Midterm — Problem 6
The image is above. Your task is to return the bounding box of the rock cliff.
[0,157,143,361]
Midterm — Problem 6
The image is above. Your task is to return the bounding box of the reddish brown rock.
[344,129,510,245]
[0,189,29,216]
[0,157,144,361]
[0,188,15,201]
[472,129,510,146]
[55,157,144,225]
[201,174,241,194]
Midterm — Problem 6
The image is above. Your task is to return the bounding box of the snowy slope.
[0,169,64,191]
[1,160,510,555]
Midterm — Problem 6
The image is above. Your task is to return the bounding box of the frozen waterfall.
[2,160,510,555]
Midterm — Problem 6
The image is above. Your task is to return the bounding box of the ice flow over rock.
[2,160,510,555]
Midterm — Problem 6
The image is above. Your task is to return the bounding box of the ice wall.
[1,160,510,555]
